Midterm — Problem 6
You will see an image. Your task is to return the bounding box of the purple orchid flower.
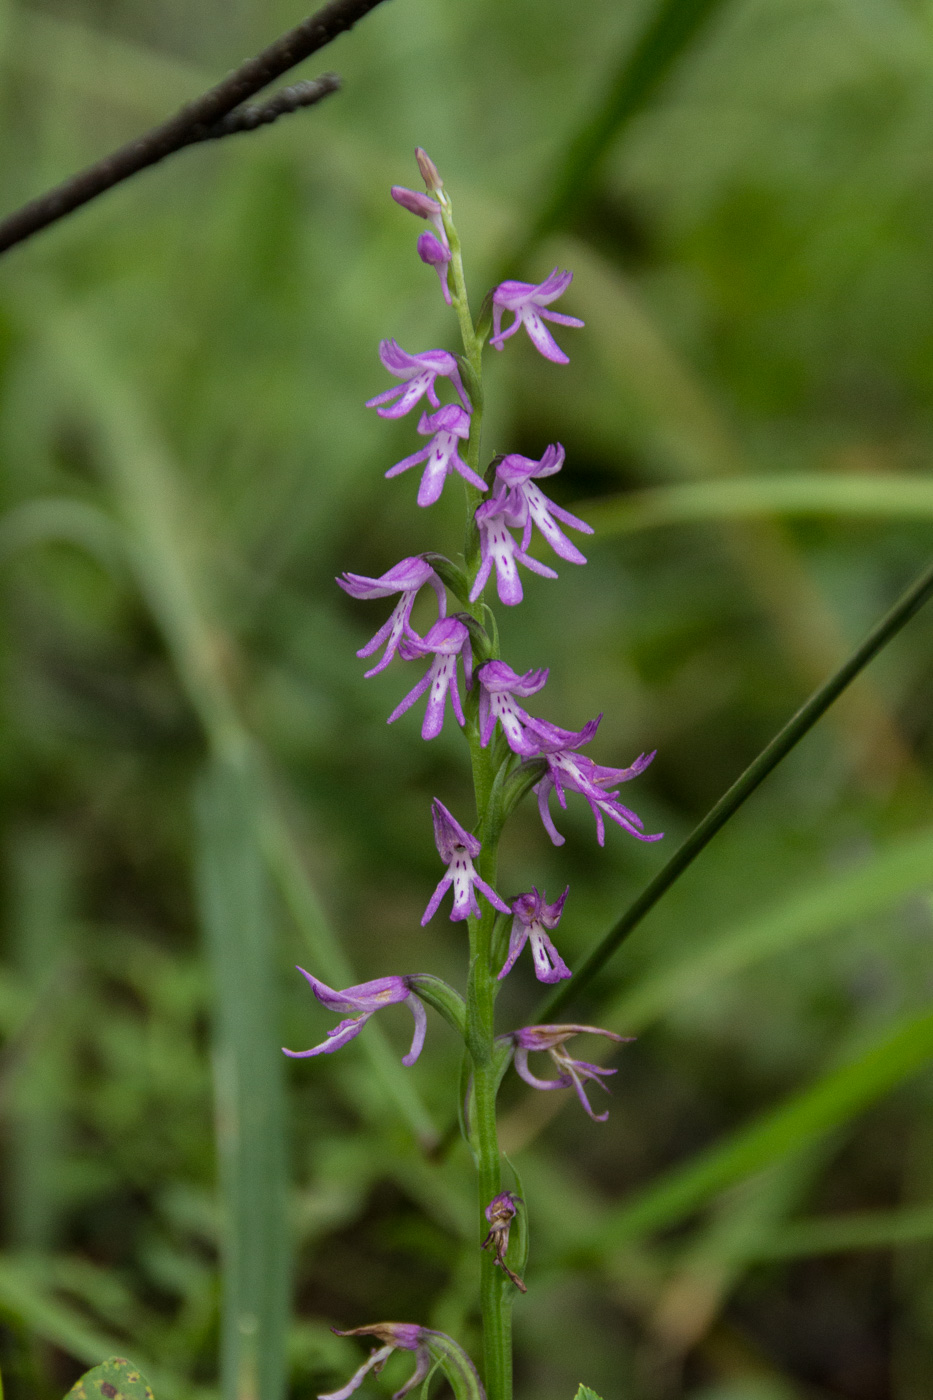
[490,269,584,364]
[322,1322,483,1400]
[284,969,427,1066]
[338,556,446,677]
[388,616,471,740]
[366,340,469,419]
[321,1324,432,1400]
[495,443,593,565]
[476,661,602,758]
[385,405,484,505]
[533,734,662,847]
[477,660,549,754]
[510,1023,633,1122]
[481,1191,526,1292]
[470,487,558,606]
[422,799,510,924]
[498,887,571,984]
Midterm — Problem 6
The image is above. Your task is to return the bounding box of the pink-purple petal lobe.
[283,1014,368,1058]
[431,798,480,860]
[401,993,428,1066]
[318,1344,395,1400]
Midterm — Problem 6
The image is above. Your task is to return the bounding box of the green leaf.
[66,1357,154,1400]
[573,1386,604,1400]
[195,753,290,1400]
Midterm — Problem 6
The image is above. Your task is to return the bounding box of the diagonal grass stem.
[538,554,933,1021]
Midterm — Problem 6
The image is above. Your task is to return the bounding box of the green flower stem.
[440,187,514,1400]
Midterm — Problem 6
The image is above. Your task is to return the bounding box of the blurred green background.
[1,0,933,1397]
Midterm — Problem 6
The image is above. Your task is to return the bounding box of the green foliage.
[65,1358,154,1400]
[572,1386,603,1400]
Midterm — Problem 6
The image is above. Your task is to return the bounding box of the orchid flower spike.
[422,799,510,925]
[482,1191,526,1292]
[366,340,469,419]
[533,735,663,847]
[388,616,471,740]
[510,1024,634,1122]
[385,405,484,505]
[495,444,594,565]
[322,1322,484,1400]
[490,269,584,364]
[338,556,446,677]
[498,887,571,984]
[284,970,427,1066]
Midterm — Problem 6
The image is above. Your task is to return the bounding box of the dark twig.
[537,555,933,1021]
[195,75,341,142]
[0,0,391,256]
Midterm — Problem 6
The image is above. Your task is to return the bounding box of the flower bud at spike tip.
[415,147,443,192]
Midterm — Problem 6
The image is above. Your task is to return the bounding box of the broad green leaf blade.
[573,1386,604,1400]
[66,1357,154,1400]
[196,753,290,1400]
[577,1008,933,1258]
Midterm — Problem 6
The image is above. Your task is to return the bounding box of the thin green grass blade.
[514,0,732,262]
[195,753,289,1400]
[747,1206,933,1260]
[605,825,933,1033]
[539,556,933,1022]
[582,474,933,536]
[572,1009,933,1260]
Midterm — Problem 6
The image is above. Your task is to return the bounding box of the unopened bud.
[391,185,441,220]
[415,147,443,193]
